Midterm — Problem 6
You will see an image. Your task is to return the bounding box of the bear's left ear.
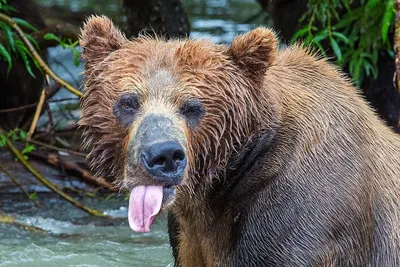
[227,27,278,82]
[79,15,127,67]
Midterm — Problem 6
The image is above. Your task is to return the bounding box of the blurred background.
[0,0,398,266]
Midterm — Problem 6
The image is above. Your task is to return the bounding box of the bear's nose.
[141,141,187,184]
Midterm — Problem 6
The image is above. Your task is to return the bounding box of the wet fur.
[79,16,400,266]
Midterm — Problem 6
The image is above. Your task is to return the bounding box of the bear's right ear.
[79,15,127,67]
[227,27,278,83]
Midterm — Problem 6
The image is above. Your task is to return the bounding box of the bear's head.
[79,16,278,232]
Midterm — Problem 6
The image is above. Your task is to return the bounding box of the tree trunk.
[122,0,190,38]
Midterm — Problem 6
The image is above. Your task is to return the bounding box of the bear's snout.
[125,114,188,189]
[141,141,187,185]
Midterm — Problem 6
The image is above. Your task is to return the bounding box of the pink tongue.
[128,185,163,232]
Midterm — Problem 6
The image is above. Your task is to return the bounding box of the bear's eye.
[119,94,138,111]
[180,98,205,129]
[113,93,139,126]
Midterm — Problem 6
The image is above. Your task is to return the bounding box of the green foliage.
[0,0,16,13]
[291,0,395,86]
[0,0,41,77]
[21,143,35,159]
[105,193,117,200]
[0,134,6,147]
[29,192,38,201]
[44,33,81,66]
[0,42,11,71]
[0,128,35,160]
[85,192,96,198]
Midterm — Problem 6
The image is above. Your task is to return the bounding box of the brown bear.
[79,16,400,266]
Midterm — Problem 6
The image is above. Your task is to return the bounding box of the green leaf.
[25,33,40,51]
[16,39,41,74]
[0,43,12,72]
[0,134,6,147]
[105,193,116,201]
[13,18,39,32]
[22,143,35,155]
[330,37,342,62]
[16,41,36,78]
[348,52,360,81]
[31,53,42,74]
[387,49,395,58]
[72,49,80,66]
[331,31,350,44]
[343,1,351,12]
[333,7,364,30]
[291,26,309,43]
[330,38,343,61]
[361,52,378,64]
[363,60,378,79]
[366,0,380,9]
[43,33,61,43]
[381,0,395,43]
[19,130,27,140]
[86,192,96,198]
[8,128,19,141]
[0,4,17,13]
[68,39,79,47]
[311,40,327,57]
[353,57,365,86]
[44,33,68,48]
[29,192,38,201]
[364,61,371,76]
[313,29,329,42]
[0,21,15,51]
[22,46,40,72]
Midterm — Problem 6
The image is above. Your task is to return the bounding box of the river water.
[0,194,172,266]
[1,0,267,266]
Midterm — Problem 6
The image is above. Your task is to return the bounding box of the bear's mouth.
[127,184,176,233]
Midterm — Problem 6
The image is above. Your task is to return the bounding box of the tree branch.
[0,12,83,97]
[0,161,40,207]
[27,87,46,140]
[0,211,44,232]
[1,129,108,217]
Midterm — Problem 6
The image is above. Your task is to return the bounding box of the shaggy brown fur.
[79,16,400,266]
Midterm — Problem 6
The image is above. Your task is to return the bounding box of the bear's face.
[79,16,277,232]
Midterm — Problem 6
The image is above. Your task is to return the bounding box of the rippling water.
[0,194,172,266]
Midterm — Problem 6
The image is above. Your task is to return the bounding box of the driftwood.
[28,149,116,192]
[1,129,108,217]
[11,140,115,191]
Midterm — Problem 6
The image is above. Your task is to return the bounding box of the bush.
[292,0,395,86]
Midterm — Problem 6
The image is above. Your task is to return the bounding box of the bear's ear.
[79,15,127,67]
[227,27,278,82]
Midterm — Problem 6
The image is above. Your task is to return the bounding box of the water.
[3,0,268,266]
[185,0,268,43]
[0,194,172,266]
